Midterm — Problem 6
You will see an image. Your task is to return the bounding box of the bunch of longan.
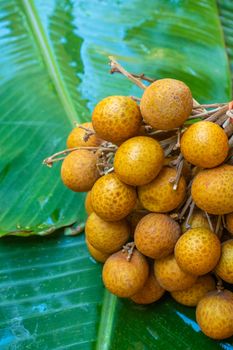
[45,59,233,341]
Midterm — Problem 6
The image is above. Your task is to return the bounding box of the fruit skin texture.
[226,212,233,236]
[66,122,102,148]
[85,212,130,254]
[181,209,209,233]
[140,78,193,130]
[180,121,229,168]
[102,249,149,298]
[154,254,197,292]
[215,239,233,284]
[114,136,164,186]
[85,191,94,215]
[86,238,110,263]
[61,150,99,192]
[91,173,137,221]
[191,164,233,215]
[131,270,165,304]
[135,213,181,259]
[196,290,233,340]
[171,274,216,307]
[92,96,142,144]
[138,167,186,212]
[175,227,221,276]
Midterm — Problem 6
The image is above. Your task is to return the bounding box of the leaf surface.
[0,1,232,349]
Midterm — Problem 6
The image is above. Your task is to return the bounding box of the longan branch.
[109,56,147,90]
[172,159,184,191]
[178,195,192,220]
[193,103,228,109]
[122,242,136,261]
[112,69,155,83]
[43,145,117,167]
[77,125,96,141]
[184,200,195,229]
[205,212,214,232]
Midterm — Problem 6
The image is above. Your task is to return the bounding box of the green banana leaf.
[0,0,232,349]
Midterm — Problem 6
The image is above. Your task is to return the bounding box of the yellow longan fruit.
[66,122,102,148]
[140,79,193,130]
[226,212,233,236]
[131,270,165,304]
[86,239,110,263]
[138,167,186,213]
[154,254,197,292]
[191,164,233,215]
[175,227,221,276]
[91,173,137,221]
[196,290,233,339]
[102,249,149,298]
[135,213,181,259]
[85,191,94,215]
[180,121,229,168]
[92,96,142,144]
[114,136,164,186]
[215,239,233,284]
[171,274,216,307]
[61,150,99,192]
[85,212,130,254]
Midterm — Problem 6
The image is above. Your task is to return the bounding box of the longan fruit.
[191,164,233,215]
[135,213,181,259]
[215,239,233,284]
[175,227,221,276]
[138,167,186,212]
[180,121,229,168]
[61,150,99,192]
[66,122,102,148]
[181,209,210,233]
[196,289,233,339]
[114,136,164,186]
[86,238,110,263]
[226,212,233,236]
[154,254,197,292]
[92,96,142,144]
[85,212,130,254]
[91,173,137,221]
[140,79,193,130]
[85,191,94,215]
[131,269,165,304]
[102,249,149,298]
[171,274,216,307]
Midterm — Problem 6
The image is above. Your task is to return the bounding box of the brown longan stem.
[193,103,228,109]
[188,107,223,120]
[164,142,177,157]
[178,195,192,220]
[172,159,184,191]
[205,105,229,122]
[160,135,177,148]
[109,56,147,90]
[215,215,222,236]
[130,96,141,102]
[122,242,135,261]
[184,200,195,229]
[204,211,214,232]
[77,125,96,141]
[43,146,117,167]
